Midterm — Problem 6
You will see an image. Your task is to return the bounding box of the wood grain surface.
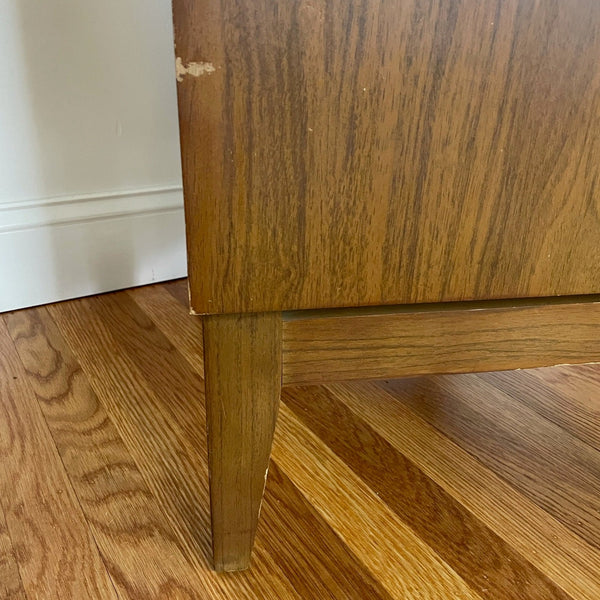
[0,319,118,600]
[283,385,571,600]
[282,297,600,384]
[381,374,600,551]
[203,313,282,571]
[4,307,204,600]
[2,279,600,598]
[273,403,483,600]
[0,503,26,600]
[174,0,600,315]
[332,380,600,600]
[478,365,600,452]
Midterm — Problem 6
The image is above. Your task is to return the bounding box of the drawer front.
[174,0,600,315]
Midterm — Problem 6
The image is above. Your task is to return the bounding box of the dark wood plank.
[381,373,600,552]
[282,297,600,385]
[203,312,282,571]
[128,284,204,375]
[174,0,600,314]
[161,279,190,310]
[0,318,118,600]
[282,384,574,600]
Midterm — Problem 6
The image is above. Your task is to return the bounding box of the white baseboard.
[0,186,187,313]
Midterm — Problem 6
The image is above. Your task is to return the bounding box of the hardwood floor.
[1,279,599,599]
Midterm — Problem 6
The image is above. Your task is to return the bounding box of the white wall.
[0,0,187,312]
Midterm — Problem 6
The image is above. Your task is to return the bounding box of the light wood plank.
[203,313,282,571]
[256,461,395,600]
[334,379,600,600]
[87,292,398,597]
[0,317,118,600]
[282,298,600,385]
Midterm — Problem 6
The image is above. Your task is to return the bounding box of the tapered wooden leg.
[202,312,282,571]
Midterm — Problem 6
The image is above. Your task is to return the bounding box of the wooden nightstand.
[172,0,600,571]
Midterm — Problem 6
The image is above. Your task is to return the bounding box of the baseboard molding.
[0,185,184,233]
[0,186,187,312]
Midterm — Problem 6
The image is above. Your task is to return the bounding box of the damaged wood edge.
[175,56,216,82]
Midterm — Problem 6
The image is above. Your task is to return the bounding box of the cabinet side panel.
[173,0,600,315]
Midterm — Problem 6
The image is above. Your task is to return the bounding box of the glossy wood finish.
[282,296,600,385]
[3,280,600,598]
[203,313,282,571]
[174,0,600,315]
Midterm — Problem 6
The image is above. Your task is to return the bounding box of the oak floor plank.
[256,461,396,600]
[381,374,600,550]
[337,380,600,600]
[4,307,214,600]
[0,503,26,600]
[128,282,203,367]
[0,317,118,600]
[128,285,204,375]
[283,385,574,600]
[478,366,600,452]
[161,279,192,311]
